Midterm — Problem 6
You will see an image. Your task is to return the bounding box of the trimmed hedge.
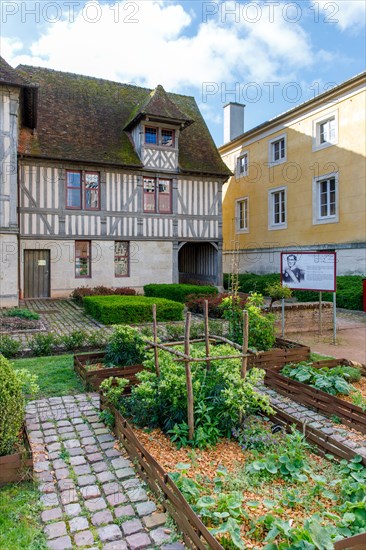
[223,273,364,311]
[83,295,184,324]
[144,283,217,303]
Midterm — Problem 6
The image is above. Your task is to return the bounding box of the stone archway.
[178,241,219,286]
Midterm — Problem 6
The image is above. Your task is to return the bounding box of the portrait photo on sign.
[281,254,305,287]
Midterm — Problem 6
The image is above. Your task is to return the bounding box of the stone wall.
[269,301,333,334]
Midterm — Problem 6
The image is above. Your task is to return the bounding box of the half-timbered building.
[0,58,230,306]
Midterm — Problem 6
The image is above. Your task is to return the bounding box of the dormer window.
[144,126,175,147]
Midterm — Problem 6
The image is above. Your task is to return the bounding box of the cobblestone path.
[26,394,184,550]
[259,384,366,458]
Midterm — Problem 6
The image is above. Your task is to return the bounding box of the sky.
[1,0,365,145]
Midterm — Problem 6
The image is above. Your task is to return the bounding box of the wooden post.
[184,312,194,441]
[241,310,248,379]
[152,304,160,377]
[204,300,211,370]
[319,291,323,336]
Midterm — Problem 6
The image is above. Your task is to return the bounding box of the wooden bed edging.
[73,352,143,391]
[0,426,34,486]
[334,532,366,550]
[265,359,366,434]
[248,338,311,370]
[106,404,224,550]
[269,406,366,467]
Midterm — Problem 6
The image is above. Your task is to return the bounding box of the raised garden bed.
[248,337,311,369]
[74,351,143,391]
[0,426,33,486]
[265,359,366,433]
[102,403,366,549]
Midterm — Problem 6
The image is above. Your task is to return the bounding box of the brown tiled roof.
[16,65,231,177]
[0,56,27,87]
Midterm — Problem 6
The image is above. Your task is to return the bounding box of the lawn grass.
[0,482,47,549]
[12,354,84,398]
[310,351,335,361]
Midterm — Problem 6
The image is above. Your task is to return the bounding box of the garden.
[0,282,365,549]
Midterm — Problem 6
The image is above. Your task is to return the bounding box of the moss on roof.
[16,65,231,177]
[0,56,28,87]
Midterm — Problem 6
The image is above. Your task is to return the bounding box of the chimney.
[223,102,245,143]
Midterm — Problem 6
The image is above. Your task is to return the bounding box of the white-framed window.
[236,197,249,232]
[268,186,287,230]
[313,172,339,225]
[313,111,338,151]
[269,133,286,165]
[236,152,248,178]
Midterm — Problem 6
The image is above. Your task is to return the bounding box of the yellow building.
[219,72,366,276]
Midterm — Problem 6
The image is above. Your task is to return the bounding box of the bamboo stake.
[152,304,160,377]
[241,310,249,379]
[184,312,194,441]
[204,300,211,370]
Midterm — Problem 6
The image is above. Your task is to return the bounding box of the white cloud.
[1,0,321,93]
[312,1,366,31]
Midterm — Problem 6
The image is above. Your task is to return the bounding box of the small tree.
[265,282,293,311]
[0,355,25,456]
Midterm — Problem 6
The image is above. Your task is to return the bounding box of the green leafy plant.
[99,408,115,429]
[4,308,40,320]
[86,329,109,349]
[60,329,87,351]
[350,391,366,411]
[0,354,25,456]
[0,335,22,358]
[14,369,39,397]
[264,282,293,310]
[105,325,146,366]
[164,322,185,341]
[27,333,57,356]
[281,362,359,396]
[99,377,129,411]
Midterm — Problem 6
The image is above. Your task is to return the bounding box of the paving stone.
[49,451,62,460]
[150,528,171,545]
[161,544,185,550]
[95,428,109,435]
[100,441,116,450]
[60,432,77,441]
[121,518,143,536]
[69,455,86,466]
[47,535,72,549]
[45,521,67,540]
[69,516,89,533]
[60,489,78,505]
[122,479,140,490]
[53,459,67,470]
[87,452,104,463]
[126,532,151,549]
[91,510,114,526]
[40,482,57,494]
[44,429,57,436]
[97,470,116,483]
[41,493,60,508]
[41,507,63,522]
[58,426,75,434]
[127,488,148,503]
[80,485,101,499]
[102,482,121,496]
[77,474,97,487]
[34,461,50,472]
[115,468,135,480]
[71,417,83,424]
[105,449,122,458]
[45,435,59,444]
[97,433,115,443]
[102,542,127,550]
[81,436,96,445]
[98,524,122,542]
[86,415,100,422]
[68,447,86,457]
[57,479,75,492]
[143,512,167,529]
[91,422,105,429]
[85,496,108,512]
[106,492,128,507]
[29,430,43,439]
[84,444,99,454]
[64,503,82,518]
[115,505,135,519]
[92,460,109,473]
[74,464,92,475]
[57,421,72,428]
[74,530,94,547]
[64,439,81,449]
[136,501,157,517]
[111,458,131,469]
[55,468,70,481]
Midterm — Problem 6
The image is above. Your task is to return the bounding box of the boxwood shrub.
[223,273,364,311]
[83,295,184,324]
[144,283,217,303]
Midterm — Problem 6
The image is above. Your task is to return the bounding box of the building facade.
[0,59,230,307]
[219,72,366,276]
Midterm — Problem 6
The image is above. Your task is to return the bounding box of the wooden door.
[24,250,50,298]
